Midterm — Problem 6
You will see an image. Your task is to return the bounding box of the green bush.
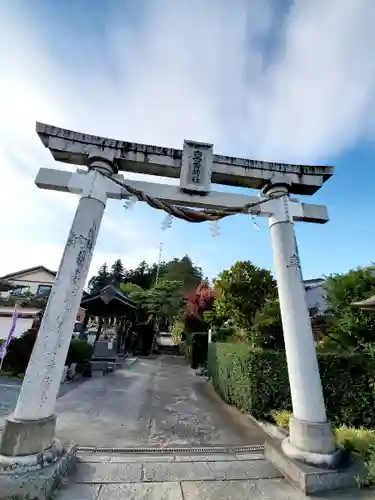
[324,267,375,351]
[66,339,94,365]
[185,332,208,369]
[336,426,375,487]
[185,331,193,346]
[66,340,94,378]
[208,343,375,428]
[250,298,284,350]
[3,329,38,375]
[191,332,208,369]
[272,410,291,429]
[214,320,237,342]
[3,332,94,377]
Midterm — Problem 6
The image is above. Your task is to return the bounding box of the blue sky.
[1,0,375,282]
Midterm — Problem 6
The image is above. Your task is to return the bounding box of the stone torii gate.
[0,123,340,486]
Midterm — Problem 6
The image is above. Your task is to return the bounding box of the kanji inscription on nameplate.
[180,140,213,193]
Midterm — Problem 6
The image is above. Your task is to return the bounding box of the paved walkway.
[1,357,372,499]
[55,355,264,448]
[30,356,369,500]
[0,374,84,429]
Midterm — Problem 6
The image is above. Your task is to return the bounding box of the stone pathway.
[0,358,138,423]
[54,356,264,448]
[27,356,372,499]
[0,375,85,429]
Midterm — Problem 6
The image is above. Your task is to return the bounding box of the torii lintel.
[36,122,334,196]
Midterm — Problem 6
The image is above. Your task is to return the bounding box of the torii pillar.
[0,153,119,496]
[264,183,339,466]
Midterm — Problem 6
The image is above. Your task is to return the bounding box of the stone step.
[56,452,373,500]
[72,454,281,484]
[57,479,373,500]
[57,479,298,500]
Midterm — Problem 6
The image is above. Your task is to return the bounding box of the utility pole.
[152,241,164,353]
[155,241,163,285]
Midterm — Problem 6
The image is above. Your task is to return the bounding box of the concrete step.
[56,451,373,500]
[56,479,295,500]
[57,480,371,500]
[72,451,281,484]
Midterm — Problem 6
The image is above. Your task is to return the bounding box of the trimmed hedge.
[185,332,208,369]
[208,343,375,428]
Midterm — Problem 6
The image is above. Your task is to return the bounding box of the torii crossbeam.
[36,121,333,195]
[35,167,329,224]
[0,123,341,478]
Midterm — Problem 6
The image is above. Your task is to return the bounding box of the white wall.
[305,284,328,313]
[0,317,33,341]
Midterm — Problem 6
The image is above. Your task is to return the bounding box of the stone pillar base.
[283,416,343,468]
[265,437,363,495]
[0,441,77,500]
[0,414,56,456]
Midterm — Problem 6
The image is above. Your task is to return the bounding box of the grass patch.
[271,410,291,429]
[336,426,375,488]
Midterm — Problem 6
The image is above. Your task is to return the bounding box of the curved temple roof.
[81,284,137,317]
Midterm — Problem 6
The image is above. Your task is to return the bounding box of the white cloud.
[252,0,375,162]
[0,0,374,281]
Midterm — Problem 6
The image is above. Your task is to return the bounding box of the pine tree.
[88,263,111,294]
[111,259,125,285]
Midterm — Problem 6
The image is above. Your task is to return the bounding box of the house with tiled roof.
[0,265,57,298]
[0,266,86,340]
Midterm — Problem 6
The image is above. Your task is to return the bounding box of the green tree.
[88,256,203,292]
[160,256,203,292]
[250,297,284,350]
[321,267,375,351]
[213,260,276,333]
[111,259,125,285]
[140,280,186,329]
[88,263,111,294]
[125,260,155,290]
[120,282,144,298]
